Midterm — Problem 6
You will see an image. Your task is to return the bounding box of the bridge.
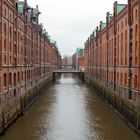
[53,69,83,73]
[53,69,85,81]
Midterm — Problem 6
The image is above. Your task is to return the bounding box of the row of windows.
[132,8,138,22]
[89,69,138,89]
[4,72,19,88]
[3,23,12,52]
[110,72,138,89]
[3,55,25,65]
[117,17,127,32]
[3,69,42,88]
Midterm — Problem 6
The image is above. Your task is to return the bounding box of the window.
[121,21,123,29]
[121,33,123,65]
[9,73,12,86]
[4,55,6,64]
[22,72,23,81]
[25,71,26,80]
[14,57,17,67]
[5,9,6,17]
[121,73,123,84]
[4,23,6,35]
[4,73,7,87]
[114,38,116,48]
[29,70,30,79]
[14,73,16,86]
[10,56,12,64]
[135,24,138,65]
[9,27,12,52]
[135,41,138,65]
[135,9,138,20]
[125,30,127,65]
[10,13,11,21]
[4,23,6,51]
[18,72,20,83]
[134,75,137,88]
[125,18,127,26]
[118,24,119,32]
[124,73,127,85]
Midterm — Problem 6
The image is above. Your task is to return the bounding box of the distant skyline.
[27,0,127,56]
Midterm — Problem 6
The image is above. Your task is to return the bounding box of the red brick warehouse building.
[84,0,140,106]
[78,56,85,71]
[0,0,61,132]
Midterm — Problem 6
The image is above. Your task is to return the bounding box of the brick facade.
[78,56,85,71]
[0,0,61,110]
[84,0,140,106]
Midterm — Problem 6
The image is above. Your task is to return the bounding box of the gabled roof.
[18,1,24,14]
[94,31,96,37]
[117,4,126,14]
[101,23,106,30]
[109,14,113,22]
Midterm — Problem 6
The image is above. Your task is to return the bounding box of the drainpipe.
[106,12,109,87]
[113,2,117,91]
[128,0,132,100]
[138,0,140,103]
[136,0,140,129]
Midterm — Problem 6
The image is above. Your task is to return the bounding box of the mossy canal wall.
[85,75,140,135]
[0,74,53,135]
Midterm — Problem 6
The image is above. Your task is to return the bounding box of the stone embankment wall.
[0,74,52,135]
[85,75,140,135]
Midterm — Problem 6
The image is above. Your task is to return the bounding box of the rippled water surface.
[1,74,139,140]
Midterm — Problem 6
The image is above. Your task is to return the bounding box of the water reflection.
[1,74,139,140]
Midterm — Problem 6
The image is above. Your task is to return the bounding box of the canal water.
[1,74,139,140]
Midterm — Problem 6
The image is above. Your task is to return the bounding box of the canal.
[1,74,139,140]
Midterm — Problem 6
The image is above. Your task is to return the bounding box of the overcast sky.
[27,0,127,56]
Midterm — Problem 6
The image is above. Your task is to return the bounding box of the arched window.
[125,30,127,65]
[10,56,12,64]
[14,73,16,86]
[9,26,12,52]
[29,70,30,79]
[22,72,24,81]
[18,72,20,83]
[124,73,127,85]
[4,73,7,87]
[9,73,12,86]
[121,33,123,65]
[4,23,6,51]
[135,24,138,65]
[25,71,26,80]
[4,23,6,35]
[121,21,123,29]
[121,73,123,84]
[4,55,6,64]
[135,9,138,20]
[134,75,137,89]
[16,3,18,12]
